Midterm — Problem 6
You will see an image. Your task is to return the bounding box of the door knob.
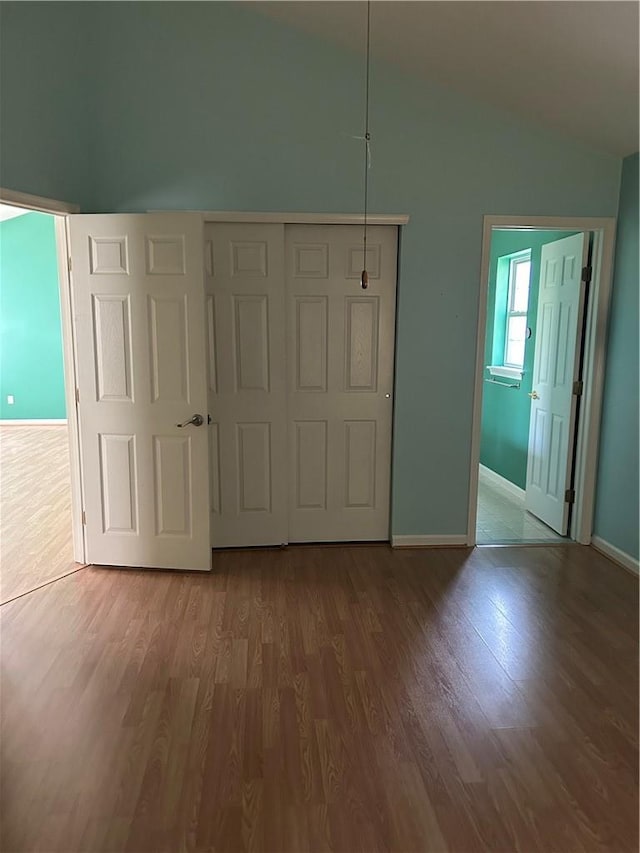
[528,391,540,400]
[177,414,204,428]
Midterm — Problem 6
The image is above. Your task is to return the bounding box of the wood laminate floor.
[1,544,638,852]
[0,425,80,604]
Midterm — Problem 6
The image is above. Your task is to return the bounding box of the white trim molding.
[467,215,617,548]
[150,210,410,226]
[0,187,79,215]
[0,419,68,426]
[392,535,469,548]
[57,217,86,564]
[591,536,639,576]
[479,464,526,500]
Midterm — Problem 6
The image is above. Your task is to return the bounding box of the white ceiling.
[253,1,639,156]
[0,204,29,223]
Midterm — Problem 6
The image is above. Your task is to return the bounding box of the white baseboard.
[391,535,469,548]
[591,536,639,576]
[479,464,525,500]
[0,419,67,426]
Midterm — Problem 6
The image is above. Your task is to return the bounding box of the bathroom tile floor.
[476,467,567,545]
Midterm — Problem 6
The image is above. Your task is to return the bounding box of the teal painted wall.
[0,213,66,420]
[594,153,639,560]
[0,3,94,209]
[480,231,576,489]
[0,3,624,536]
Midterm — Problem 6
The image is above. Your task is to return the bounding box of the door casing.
[468,215,617,547]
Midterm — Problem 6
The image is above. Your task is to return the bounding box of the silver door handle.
[177,414,204,428]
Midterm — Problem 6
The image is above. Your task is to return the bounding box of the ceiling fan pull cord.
[361,0,372,290]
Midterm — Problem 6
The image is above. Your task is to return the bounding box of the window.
[503,253,531,369]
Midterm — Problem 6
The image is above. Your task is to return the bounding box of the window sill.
[486,365,524,381]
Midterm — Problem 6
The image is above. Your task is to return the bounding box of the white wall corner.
[591,536,639,576]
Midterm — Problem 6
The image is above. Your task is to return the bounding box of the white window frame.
[503,251,531,369]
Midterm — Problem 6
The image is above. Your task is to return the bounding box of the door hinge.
[208,414,212,424]
[572,380,583,396]
[82,510,86,525]
[75,387,80,405]
[565,488,575,504]
[581,265,592,283]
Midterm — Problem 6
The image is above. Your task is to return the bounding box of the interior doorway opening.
[477,228,584,544]
[468,215,617,548]
[0,204,84,603]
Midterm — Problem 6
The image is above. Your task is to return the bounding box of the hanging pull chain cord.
[361,0,371,289]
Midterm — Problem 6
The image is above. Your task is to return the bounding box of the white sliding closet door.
[286,224,397,542]
[205,223,288,547]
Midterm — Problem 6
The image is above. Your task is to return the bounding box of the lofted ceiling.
[252,1,639,156]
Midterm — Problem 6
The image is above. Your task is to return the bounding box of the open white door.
[69,214,211,570]
[525,232,590,535]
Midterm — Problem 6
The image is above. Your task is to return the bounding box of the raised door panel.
[231,241,268,277]
[148,295,190,403]
[293,243,329,279]
[294,421,328,510]
[295,297,328,392]
[90,236,129,275]
[536,302,554,386]
[529,409,547,491]
[234,295,270,392]
[206,294,218,393]
[92,295,133,402]
[344,421,376,508]
[146,235,186,275]
[547,415,564,500]
[345,296,379,392]
[209,423,222,516]
[153,435,192,536]
[236,423,272,513]
[98,434,138,534]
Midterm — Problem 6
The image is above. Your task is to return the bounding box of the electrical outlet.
[7,395,14,405]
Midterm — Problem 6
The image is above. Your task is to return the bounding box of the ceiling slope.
[253,1,639,156]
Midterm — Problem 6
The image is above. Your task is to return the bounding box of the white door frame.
[0,187,85,563]
[468,215,617,547]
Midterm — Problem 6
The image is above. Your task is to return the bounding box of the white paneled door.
[205,224,288,547]
[206,222,398,547]
[286,225,397,542]
[70,214,211,570]
[525,232,590,535]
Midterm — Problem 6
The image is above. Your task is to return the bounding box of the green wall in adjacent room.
[0,2,626,538]
[479,230,576,489]
[593,152,639,561]
[0,212,66,420]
